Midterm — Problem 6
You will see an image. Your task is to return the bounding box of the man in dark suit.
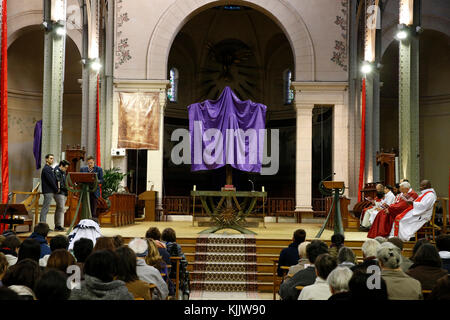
[80,156,103,219]
[40,154,58,225]
[279,240,329,300]
[277,229,306,276]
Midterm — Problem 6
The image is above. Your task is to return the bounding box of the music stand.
[0,204,28,230]
[65,173,98,234]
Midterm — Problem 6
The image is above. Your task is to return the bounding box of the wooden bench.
[268,198,299,223]
[98,193,136,227]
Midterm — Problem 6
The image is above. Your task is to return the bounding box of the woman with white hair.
[378,242,422,300]
[352,239,380,272]
[288,241,310,276]
[327,267,353,300]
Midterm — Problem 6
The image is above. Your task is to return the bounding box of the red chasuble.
[367,190,418,238]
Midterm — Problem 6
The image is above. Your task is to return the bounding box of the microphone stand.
[248,179,255,192]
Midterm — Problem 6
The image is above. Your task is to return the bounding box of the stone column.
[101,0,114,169]
[292,82,349,220]
[333,103,349,195]
[41,0,67,164]
[294,103,314,219]
[398,0,420,190]
[147,89,168,211]
[81,0,100,160]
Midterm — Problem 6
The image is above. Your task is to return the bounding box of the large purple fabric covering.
[188,86,266,173]
[33,120,42,170]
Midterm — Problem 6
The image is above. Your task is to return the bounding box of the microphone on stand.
[248,179,255,192]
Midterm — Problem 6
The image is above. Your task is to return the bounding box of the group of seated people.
[360,179,437,242]
[278,229,450,300]
[0,222,189,300]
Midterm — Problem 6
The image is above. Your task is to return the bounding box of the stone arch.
[382,14,450,56]
[8,10,82,54]
[146,0,315,81]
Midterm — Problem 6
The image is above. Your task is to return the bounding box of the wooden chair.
[169,256,181,300]
[437,197,449,234]
[272,259,290,300]
[422,289,432,300]
[416,200,441,242]
[11,182,41,231]
[134,283,156,300]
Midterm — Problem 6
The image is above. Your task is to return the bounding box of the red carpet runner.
[190,234,258,299]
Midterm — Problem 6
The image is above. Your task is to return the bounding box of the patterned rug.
[190,233,259,299]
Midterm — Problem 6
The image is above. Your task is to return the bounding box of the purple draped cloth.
[188,86,266,173]
[33,120,42,170]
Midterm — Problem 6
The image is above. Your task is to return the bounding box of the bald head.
[420,180,431,191]
[376,184,384,192]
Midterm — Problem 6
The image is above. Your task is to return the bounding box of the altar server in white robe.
[361,184,396,228]
[368,185,396,225]
[391,180,437,241]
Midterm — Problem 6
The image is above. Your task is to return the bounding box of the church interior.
[0,0,449,303]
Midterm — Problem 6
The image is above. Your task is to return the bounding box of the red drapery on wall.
[358,78,366,202]
[0,0,8,233]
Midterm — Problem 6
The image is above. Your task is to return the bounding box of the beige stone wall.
[114,0,348,82]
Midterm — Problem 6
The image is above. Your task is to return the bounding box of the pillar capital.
[291,81,348,107]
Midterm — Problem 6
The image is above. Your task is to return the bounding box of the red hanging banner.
[0,0,8,233]
[358,78,366,202]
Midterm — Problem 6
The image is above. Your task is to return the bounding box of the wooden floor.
[97,220,371,241]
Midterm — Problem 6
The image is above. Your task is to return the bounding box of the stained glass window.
[284,69,294,104]
[168,67,178,102]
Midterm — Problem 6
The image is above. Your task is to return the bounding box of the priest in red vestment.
[367,182,418,238]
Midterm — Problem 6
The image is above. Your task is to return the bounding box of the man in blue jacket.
[28,222,51,259]
[40,154,59,225]
[80,156,103,219]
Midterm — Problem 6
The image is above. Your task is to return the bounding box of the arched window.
[168,67,179,102]
[283,69,294,104]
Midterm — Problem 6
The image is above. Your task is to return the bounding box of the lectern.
[316,180,346,238]
[65,172,98,234]
[138,191,156,221]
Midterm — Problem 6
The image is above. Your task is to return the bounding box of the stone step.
[191,261,257,273]
[191,281,258,292]
[191,271,258,282]
[193,252,257,263]
[194,243,256,253]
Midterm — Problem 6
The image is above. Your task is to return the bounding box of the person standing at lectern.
[80,156,103,219]
[40,154,58,225]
